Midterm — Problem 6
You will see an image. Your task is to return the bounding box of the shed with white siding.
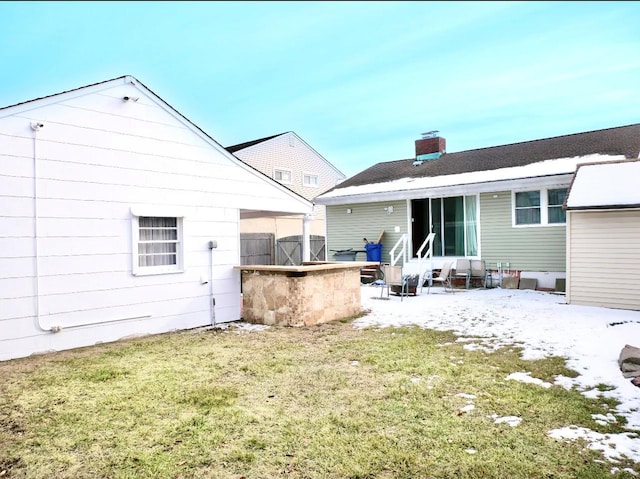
[565,159,640,311]
[0,75,313,361]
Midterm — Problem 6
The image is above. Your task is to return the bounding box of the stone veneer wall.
[241,267,362,327]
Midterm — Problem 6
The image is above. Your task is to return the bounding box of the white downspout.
[302,213,312,263]
[208,240,218,326]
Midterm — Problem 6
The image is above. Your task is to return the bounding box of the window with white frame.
[513,188,567,226]
[303,173,319,187]
[132,215,184,275]
[274,168,292,184]
[547,188,567,223]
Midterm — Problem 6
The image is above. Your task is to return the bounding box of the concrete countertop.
[234,261,380,273]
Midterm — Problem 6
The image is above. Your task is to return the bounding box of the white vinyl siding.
[233,132,346,201]
[567,209,640,311]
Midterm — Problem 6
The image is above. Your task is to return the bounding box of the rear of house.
[316,125,640,289]
[565,159,640,310]
[0,76,312,361]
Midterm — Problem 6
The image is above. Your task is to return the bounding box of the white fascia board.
[0,76,134,118]
[315,174,575,205]
[291,133,347,179]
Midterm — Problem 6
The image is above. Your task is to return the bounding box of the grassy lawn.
[1,318,637,479]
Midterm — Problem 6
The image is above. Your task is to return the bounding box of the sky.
[233,285,640,470]
[1,1,639,178]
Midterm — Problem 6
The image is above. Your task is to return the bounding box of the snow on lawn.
[356,285,640,465]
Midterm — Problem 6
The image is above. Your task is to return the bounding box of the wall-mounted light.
[122,96,139,102]
[346,208,352,214]
[384,206,394,214]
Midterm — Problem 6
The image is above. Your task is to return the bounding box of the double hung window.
[274,169,292,184]
[132,215,184,275]
[303,173,319,187]
[514,188,567,226]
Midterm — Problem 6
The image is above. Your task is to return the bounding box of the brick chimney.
[414,131,446,164]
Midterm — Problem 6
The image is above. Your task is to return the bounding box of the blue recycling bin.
[365,243,382,262]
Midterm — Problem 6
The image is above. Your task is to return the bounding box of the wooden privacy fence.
[276,235,326,265]
[240,234,326,266]
[240,233,275,265]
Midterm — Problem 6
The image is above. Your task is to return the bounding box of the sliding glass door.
[411,195,478,257]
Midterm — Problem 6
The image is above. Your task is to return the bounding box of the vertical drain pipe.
[208,240,218,326]
[30,121,53,332]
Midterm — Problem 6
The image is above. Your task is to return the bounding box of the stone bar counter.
[235,261,377,327]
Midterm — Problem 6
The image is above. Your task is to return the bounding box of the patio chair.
[428,261,454,293]
[454,258,471,289]
[470,259,487,288]
[381,264,409,301]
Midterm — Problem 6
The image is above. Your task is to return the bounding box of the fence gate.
[276,235,326,266]
[240,233,275,265]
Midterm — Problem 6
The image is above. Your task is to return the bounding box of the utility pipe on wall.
[208,240,217,326]
[302,214,311,262]
[30,121,53,333]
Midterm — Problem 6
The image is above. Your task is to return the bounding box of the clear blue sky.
[2,1,639,177]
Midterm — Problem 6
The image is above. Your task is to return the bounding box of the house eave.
[315,173,574,206]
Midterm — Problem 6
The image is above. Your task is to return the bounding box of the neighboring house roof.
[317,123,640,203]
[226,131,346,198]
[225,133,287,153]
[565,159,640,210]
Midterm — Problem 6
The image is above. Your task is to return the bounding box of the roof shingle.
[334,123,640,191]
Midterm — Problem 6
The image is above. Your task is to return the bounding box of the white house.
[0,75,313,362]
[565,159,640,311]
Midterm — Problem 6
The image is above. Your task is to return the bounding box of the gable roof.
[226,131,346,180]
[330,123,640,192]
[0,75,313,212]
[565,159,640,210]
